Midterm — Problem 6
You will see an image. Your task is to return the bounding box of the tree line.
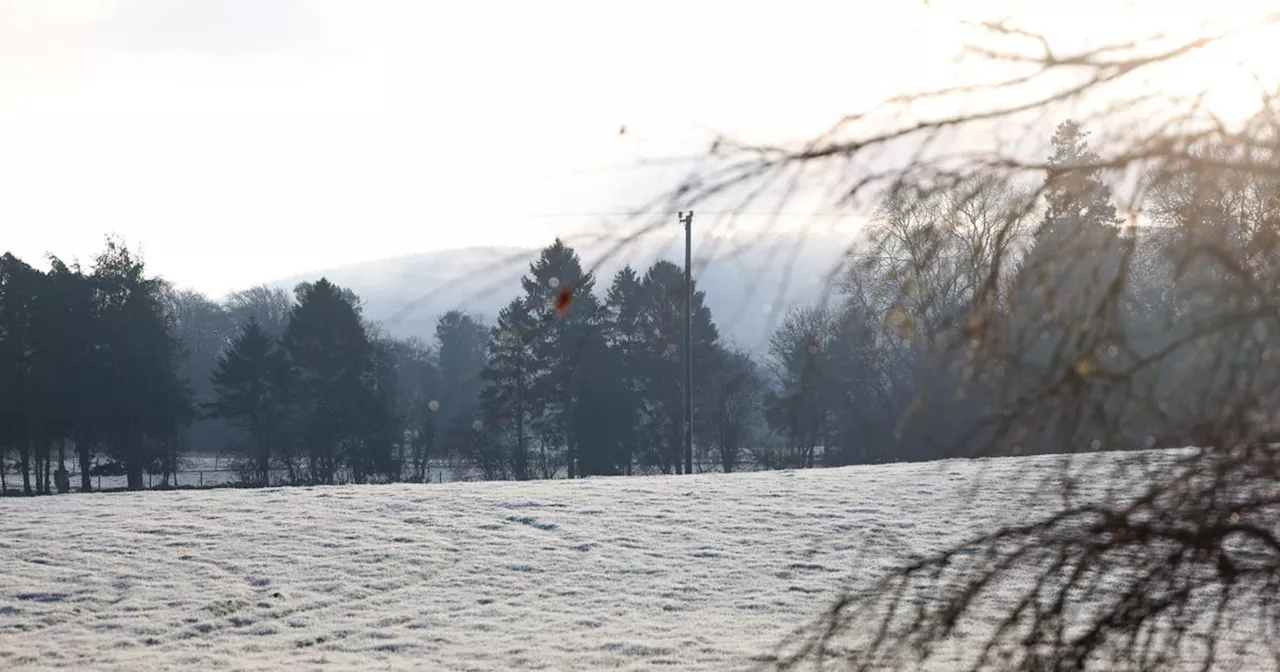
[3,118,1263,493]
[0,235,773,492]
[765,117,1280,466]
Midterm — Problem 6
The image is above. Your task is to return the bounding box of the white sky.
[0,0,1272,297]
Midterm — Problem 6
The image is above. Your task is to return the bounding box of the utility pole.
[515,327,525,481]
[679,210,694,476]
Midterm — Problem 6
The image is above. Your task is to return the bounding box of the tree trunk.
[19,435,32,495]
[78,436,93,492]
[671,423,681,475]
[32,441,43,495]
[565,400,577,479]
[166,433,179,487]
[397,432,405,477]
[126,458,145,491]
[56,438,69,494]
[259,443,271,487]
[43,440,52,494]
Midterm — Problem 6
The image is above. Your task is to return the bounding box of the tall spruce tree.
[600,266,647,475]
[520,239,601,479]
[479,297,536,480]
[208,318,290,485]
[435,310,488,461]
[636,260,720,474]
[571,327,631,477]
[281,278,384,484]
[361,329,401,482]
[1017,120,1124,284]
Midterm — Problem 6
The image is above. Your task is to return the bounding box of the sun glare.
[1166,15,1279,128]
[925,0,1279,128]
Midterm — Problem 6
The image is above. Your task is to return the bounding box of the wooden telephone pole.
[679,210,694,475]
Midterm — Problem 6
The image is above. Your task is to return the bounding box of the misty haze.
[3,2,1280,671]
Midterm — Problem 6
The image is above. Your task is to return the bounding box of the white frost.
[0,450,1269,670]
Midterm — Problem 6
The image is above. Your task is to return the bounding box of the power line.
[437,210,865,221]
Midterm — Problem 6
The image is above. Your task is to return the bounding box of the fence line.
[0,456,796,495]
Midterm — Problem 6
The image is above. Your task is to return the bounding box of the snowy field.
[0,450,1270,670]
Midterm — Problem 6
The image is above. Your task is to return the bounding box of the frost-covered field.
[0,450,1268,670]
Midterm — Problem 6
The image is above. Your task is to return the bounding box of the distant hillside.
[267,231,856,353]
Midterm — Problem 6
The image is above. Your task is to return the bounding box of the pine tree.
[601,266,647,475]
[1005,121,1128,455]
[0,253,39,494]
[435,310,488,461]
[30,258,97,492]
[1031,120,1123,249]
[520,239,602,479]
[91,239,190,490]
[635,260,721,474]
[1017,120,1124,287]
[208,318,290,485]
[387,337,440,483]
[571,328,631,477]
[361,330,401,482]
[479,297,536,480]
[281,279,383,484]
[42,258,101,492]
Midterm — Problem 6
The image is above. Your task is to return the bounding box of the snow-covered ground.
[0,450,1269,670]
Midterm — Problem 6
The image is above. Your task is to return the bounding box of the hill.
[266,230,855,353]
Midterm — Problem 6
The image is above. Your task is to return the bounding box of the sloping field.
[0,450,1268,670]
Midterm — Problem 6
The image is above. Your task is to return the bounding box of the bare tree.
[611,9,1280,671]
[706,347,764,473]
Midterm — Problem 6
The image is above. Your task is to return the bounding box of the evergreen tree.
[434,310,488,461]
[383,336,440,482]
[90,239,191,490]
[572,332,633,477]
[821,305,899,465]
[280,279,385,484]
[361,329,401,482]
[207,318,290,485]
[34,258,100,492]
[0,253,39,494]
[1002,121,1129,456]
[1017,119,1124,286]
[286,277,371,481]
[520,239,602,479]
[600,266,647,475]
[479,297,536,480]
[1038,120,1122,241]
[635,260,720,474]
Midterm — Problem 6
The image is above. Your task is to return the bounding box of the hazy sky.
[0,1,1270,297]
